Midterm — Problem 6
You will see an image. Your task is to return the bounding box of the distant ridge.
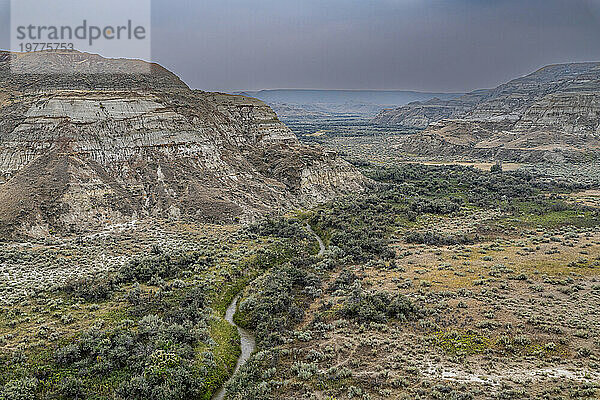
[373,62,600,162]
[234,89,462,105]
[234,89,463,119]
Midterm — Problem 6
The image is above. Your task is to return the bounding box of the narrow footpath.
[212,296,256,400]
[212,224,325,399]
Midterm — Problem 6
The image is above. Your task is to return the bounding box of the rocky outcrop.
[512,93,600,136]
[374,63,600,128]
[0,51,368,238]
[373,90,490,129]
[373,63,600,161]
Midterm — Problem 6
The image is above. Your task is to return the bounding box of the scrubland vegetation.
[0,225,289,399]
[2,163,600,399]
[222,163,600,400]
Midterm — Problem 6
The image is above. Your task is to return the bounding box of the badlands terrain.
[372,63,600,163]
[0,53,599,400]
[0,51,366,238]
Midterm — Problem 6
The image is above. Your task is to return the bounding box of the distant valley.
[234,89,462,142]
[234,89,462,120]
[239,64,600,164]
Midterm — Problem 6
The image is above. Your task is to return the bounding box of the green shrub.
[340,283,419,323]
[0,378,38,400]
[405,231,476,246]
[61,273,116,302]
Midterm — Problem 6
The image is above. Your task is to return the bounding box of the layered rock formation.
[372,90,490,129]
[0,51,368,238]
[373,63,600,161]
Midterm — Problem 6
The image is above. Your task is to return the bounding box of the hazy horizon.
[232,88,467,93]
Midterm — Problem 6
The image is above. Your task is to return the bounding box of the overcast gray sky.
[1,0,600,92]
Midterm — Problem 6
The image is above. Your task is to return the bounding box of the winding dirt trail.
[306,224,325,256]
[212,225,325,399]
[212,296,256,400]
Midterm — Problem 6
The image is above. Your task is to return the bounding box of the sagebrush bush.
[340,283,420,323]
[0,377,38,400]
